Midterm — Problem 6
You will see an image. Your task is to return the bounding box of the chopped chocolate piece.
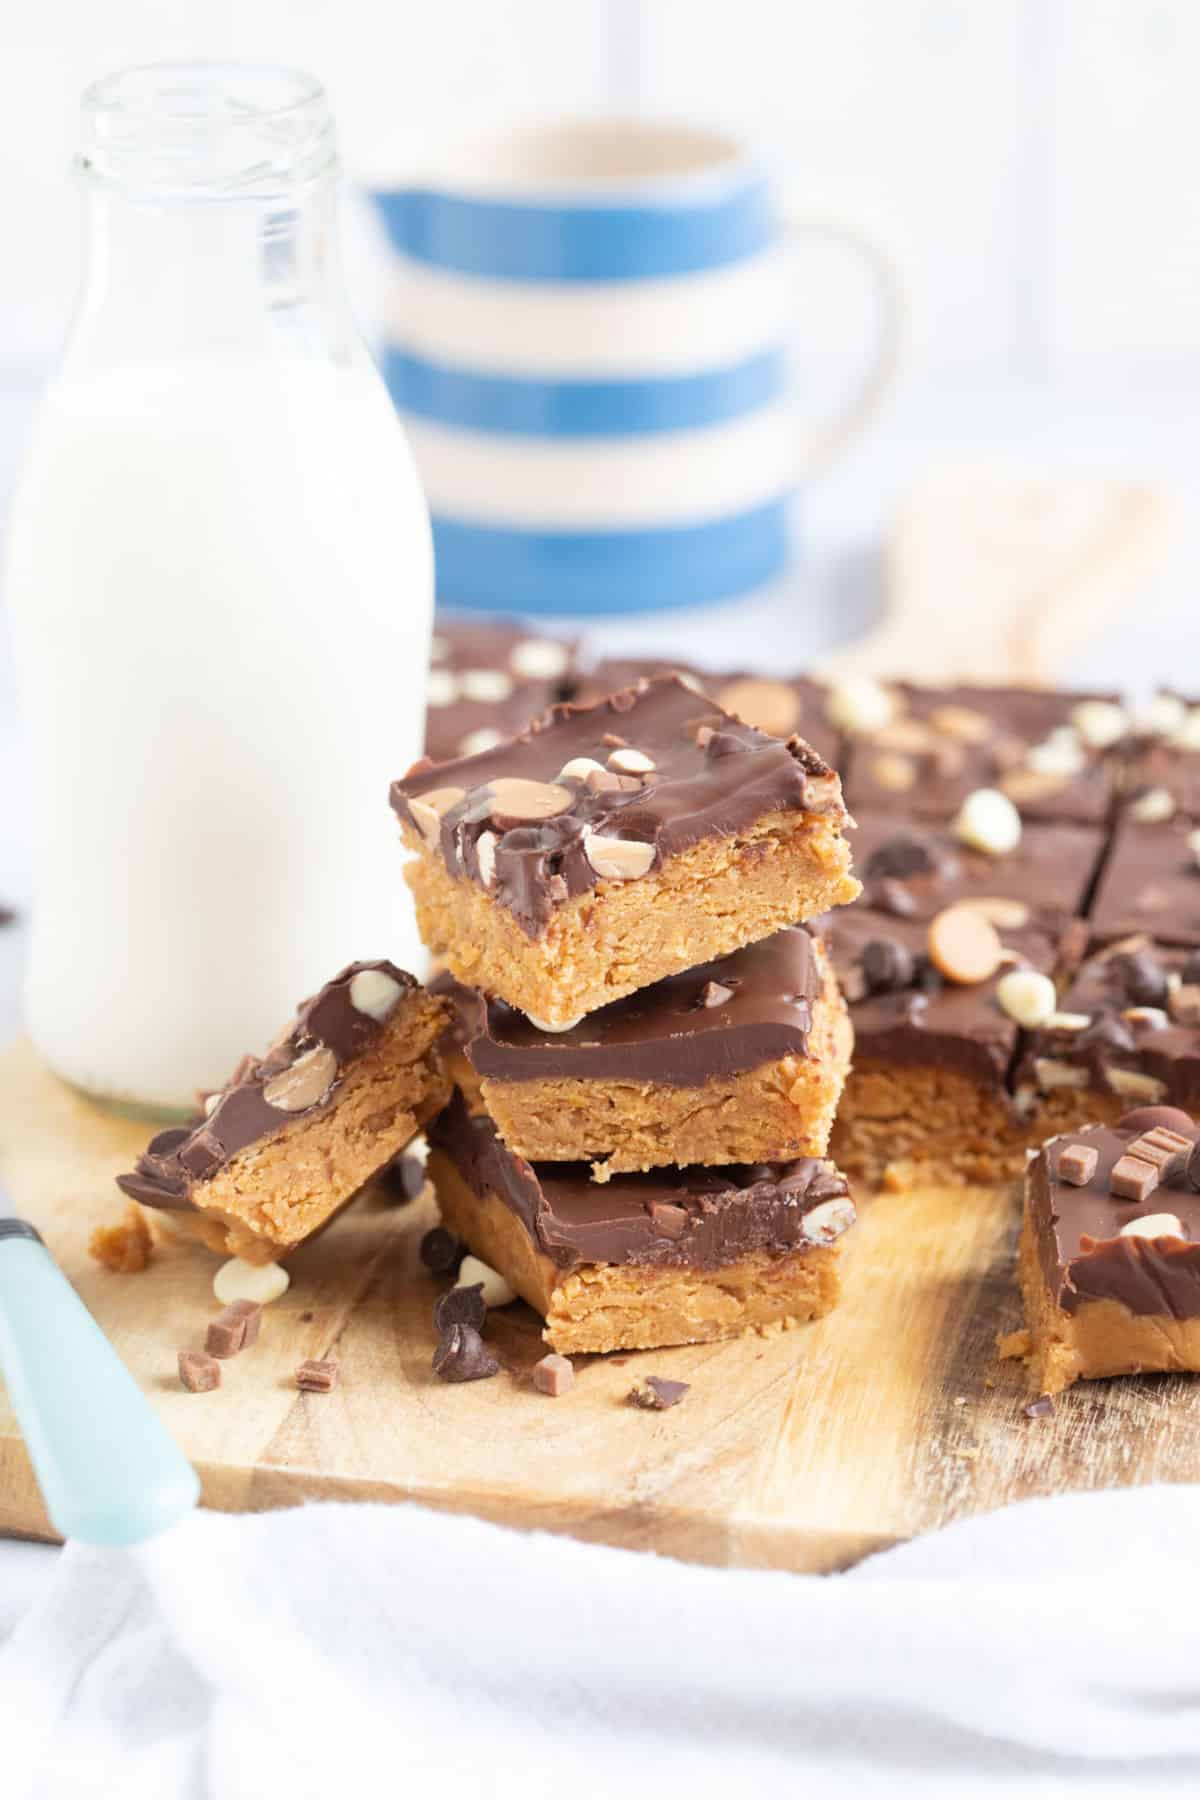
[699,980,735,1008]
[532,1353,575,1396]
[227,1298,262,1347]
[1076,1013,1137,1056]
[178,1349,221,1393]
[1023,1394,1054,1419]
[873,877,920,918]
[629,1376,690,1410]
[1110,1153,1161,1202]
[433,1282,487,1335]
[863,832,940,881]
[296,1358,339,1393]
[378,1153,426,1203]
[431,1323,499,1383]
[420,1226,465,1276]
[1057,1143,1098,1186]
[206,1303,252,1359]
[1130,1125,1191,1177]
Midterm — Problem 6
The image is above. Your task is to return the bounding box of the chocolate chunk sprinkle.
[432,1323,499,1383]
[1023,1394,1054,1420]
[628,1375,690,1411]
[433,1282,487,1335]
[859,937,915,995]
[420,1226,465,1276]
[864,833,937,881]
[179,1349,221,1393]
[296,1358,339,1393]
[378,1154,425,1203]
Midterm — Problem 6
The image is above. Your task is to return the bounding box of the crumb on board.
[997,1328,1032,1361]
[88,1203,154,1274]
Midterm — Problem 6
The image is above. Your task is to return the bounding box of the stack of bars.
[391,674,863,1354]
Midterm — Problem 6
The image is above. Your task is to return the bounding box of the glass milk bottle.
[5,64,432,1116]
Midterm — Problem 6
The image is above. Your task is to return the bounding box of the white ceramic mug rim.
[383,117,756,201]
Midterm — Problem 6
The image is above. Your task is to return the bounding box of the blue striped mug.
[370,120,902,616]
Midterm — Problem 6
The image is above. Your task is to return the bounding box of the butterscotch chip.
[485,777,572,822]
[929,704,993,744]
[296,1358,339,1392]
[179,1350,221,1393]
[716,678,800,739]
[927,906,1004,985]
[88,1204,154,1274]
[869,752,916,792]
[1057,1143,1098,1186]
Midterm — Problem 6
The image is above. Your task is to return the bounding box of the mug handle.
[782,214,907,479]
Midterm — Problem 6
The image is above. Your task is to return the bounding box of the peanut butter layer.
[1020,1111,1200,1392]
[428,1137,849,1354]
[118,963,450,1261]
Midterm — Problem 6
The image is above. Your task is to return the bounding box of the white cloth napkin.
[4,1484,1199,1799]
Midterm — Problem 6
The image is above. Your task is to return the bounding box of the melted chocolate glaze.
[1031,1116,1200,1317]
[570,665,842,770]
[425,616,577,764]
[1016,937,1200,1109]
[432,926,825,1087]
[428,1090,854,1271]
[1090,813,1200,947]
[117,960,424,1215]
[391,674,850,938]
[811,907,1061,1094]
[846,682,1119,825]
[851,812,1104,930]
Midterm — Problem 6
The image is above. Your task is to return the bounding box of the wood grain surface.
[3,1036,1197,1571]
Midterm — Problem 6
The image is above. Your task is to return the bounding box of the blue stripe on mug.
[383,347,786,438]
[431,500,792,616]
[373,179,774,282]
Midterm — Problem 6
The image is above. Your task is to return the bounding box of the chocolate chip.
[1110,948,1168,1007]
[648,1201,689,1238]
[378,1154,425,1203]
[1023,1394,1054,1420]
[432,1323,499,1383]
[1117,1105,1196,1138]
[532,1353,575,1397]
[628,1376,690,1410]
[859,937,915,994]
[864,833,937,881]
[420,1227,465,1276]
[1077,1013,1137,1056]
[871,877,920,918]
[433,1282,486,1335]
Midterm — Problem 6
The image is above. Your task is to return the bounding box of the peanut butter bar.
[118,962,450,1262]
[391,674,860,1030]
[1019,1110,1200,1393]
[425,616,577,764]
[1015,936,1200,1137]
[435,927,851,1179]
[852,812,1104,934]
[1089,811,1200,947]
[813,907,1065,1189]
[427,1092,856,1354]
[844,683,1120,824]
[571,664,842,769]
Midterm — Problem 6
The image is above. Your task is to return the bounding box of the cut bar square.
[426,1091,856,1354]
[118,961,451,1262]
[392,674,859,1030]
[1019,1118,1200,1394]
[437,927,851,1178]
[1089,813,1200,947]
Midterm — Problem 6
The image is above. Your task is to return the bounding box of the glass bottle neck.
[68,171,358,368]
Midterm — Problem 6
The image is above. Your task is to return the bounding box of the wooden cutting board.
[3,1035,1199,1570]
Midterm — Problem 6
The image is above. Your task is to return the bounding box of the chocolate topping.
[434,928,825,1087]
[1090,814,1200,948]
[1031,1121,1200,1317]
[851,811,1103,929]
[116,960,420,1215]
[425,616,577,764]
[427,1091,854,1273]
[392,675,848,938]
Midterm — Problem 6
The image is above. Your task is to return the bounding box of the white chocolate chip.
[952,787,1022,855]
[524,1012,584,1033]
[1170,707,1200,752]
[456,1254,516,1308]
[425,669,458,708]
[460,668,513,703]
[214,1257,290,1307]
[557,757,607,782]
[1135,693,1187,737]
[1106,1067,1168,1101]
[485,777,572,821]
[800,1197,856,1245]
[929,704,993,745]
[1025,729,1085,779]
[1035,1058,1091,1091]
[408,785,466,845]
[262,1044,337,1112]
[955,896,1030,930]
[996,968,1058,1028]
[458,728,503,756]
[607,746,656,775]
[1120,1212,1184,1240]
[1045,1011,1091,1032]
[1122,1005,1170,1030]
[826,677,897,735]
[203,1091,221,1117]
[473,829,497,887]
[509,637,569,681]
[348,968,404,1021]
[1070,700,1128,749]
[1129,787,1176,824]
[583,829,656,880]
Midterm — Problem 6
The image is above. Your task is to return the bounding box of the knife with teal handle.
[0,1212,199,1545]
